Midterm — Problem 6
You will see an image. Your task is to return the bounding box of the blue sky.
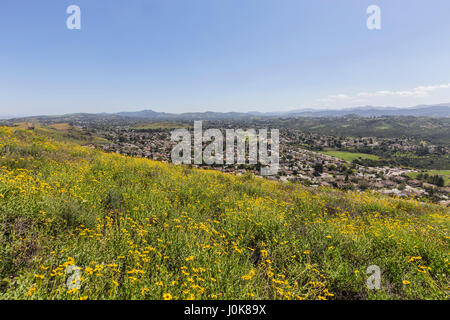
[1,0,450,116]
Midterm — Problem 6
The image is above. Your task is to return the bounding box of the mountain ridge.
[2,104,450,121]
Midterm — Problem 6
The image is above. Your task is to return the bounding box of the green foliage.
[0,126,448,300]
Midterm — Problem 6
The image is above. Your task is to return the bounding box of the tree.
[436,176,445,187]
[313,163,323,176]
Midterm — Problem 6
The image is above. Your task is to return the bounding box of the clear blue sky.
[1,0,450,116]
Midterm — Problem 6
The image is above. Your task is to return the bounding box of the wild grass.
[321,150,380,162]
[0,126,448,300]
[133,122,190,130]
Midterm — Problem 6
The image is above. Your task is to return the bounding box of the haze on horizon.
[1,0,450,117]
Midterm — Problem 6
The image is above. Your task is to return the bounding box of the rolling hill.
[0,126,448,300]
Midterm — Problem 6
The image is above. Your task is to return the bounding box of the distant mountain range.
[113,104,450,119]
[2,104,450,121]
[277,104,450,118]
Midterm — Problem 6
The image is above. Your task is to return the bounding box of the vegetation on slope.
[13,122,110,146]
[408,171,450,187]
[320,150,380,162]
[0,126,448,300]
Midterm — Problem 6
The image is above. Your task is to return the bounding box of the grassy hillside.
[133,121,190,130]
[0,126,448,300]
[13,122,110,146]
[321,150,380,162]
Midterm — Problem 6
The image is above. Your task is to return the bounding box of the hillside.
[0,126,448,300]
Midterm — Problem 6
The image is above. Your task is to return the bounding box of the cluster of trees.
[350,147,449,170]
[416,173,446,187]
